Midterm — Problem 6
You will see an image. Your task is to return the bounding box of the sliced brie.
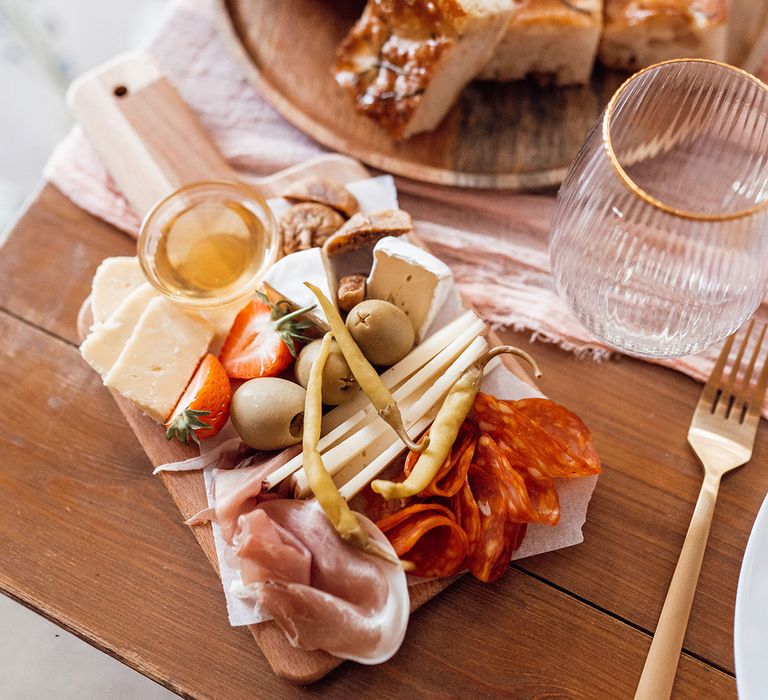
[104,297,215,422]
[80,283,158,376]
[262,247,332,321]
[367,237,454,342]
[90,256,147,324]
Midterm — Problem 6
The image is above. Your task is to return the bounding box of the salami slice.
[404,422,479,498]
[451,479,481,552]
[465,439,510,582]
[472,428,560,526]
[488,520,527,583]
[513,398,600,476]
[377,503,468,578]
[472,393,595,481]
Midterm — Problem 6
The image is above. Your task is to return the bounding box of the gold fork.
[635,320,768,700]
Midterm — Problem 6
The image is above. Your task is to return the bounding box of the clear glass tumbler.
[549,59,768,358]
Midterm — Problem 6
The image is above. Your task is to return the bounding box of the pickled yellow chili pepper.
[305,282,427,453]
[303,332,404,567]
[371,345,542,500]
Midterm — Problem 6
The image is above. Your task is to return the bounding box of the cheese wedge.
[104,297,215,422]
[367,237,453,342]
[80,284,159,376]
[263,247,333,322]
[90,257,147,324]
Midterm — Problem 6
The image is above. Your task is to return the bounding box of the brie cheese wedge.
[367,237,454,342]
[263,247,333,321]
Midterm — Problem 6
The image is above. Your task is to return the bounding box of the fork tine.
[746,323,768,419]
[742,322,767,390]
[701,331,736,405]
[725,319,754,394]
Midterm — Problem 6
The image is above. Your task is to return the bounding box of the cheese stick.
[264,313,484,490]
[322,310,480,433]
[337,356,502,500]
[292,337,489,497]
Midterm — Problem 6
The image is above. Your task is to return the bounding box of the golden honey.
[154,200,267,299]
[138,181,279,308]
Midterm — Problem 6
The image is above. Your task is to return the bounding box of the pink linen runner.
[44,0,768,401]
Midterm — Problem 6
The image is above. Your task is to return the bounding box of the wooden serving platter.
[69,53,533,683]
[217,0,768,190]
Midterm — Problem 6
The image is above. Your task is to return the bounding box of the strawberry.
[166,353,231,445]
[219,294,319,379]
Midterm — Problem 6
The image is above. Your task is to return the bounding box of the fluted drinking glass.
[550,59,768,358]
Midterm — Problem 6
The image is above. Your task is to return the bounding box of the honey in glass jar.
[138,181,279,309]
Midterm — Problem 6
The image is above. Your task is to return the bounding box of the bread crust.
[334,2,456,138]
[513,0,601,28]
[605,0,727,29]
[600,0,728,70]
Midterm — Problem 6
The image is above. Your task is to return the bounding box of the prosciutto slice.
[230,499,409,665]
[213,446,300,542]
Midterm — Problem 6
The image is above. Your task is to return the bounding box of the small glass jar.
[138,180,280,309]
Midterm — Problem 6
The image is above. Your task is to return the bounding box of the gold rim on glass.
[602,58,768,222]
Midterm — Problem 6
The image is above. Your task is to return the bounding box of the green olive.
[230,377,306,450]
[345,299,415,366]
[295,339,358,405]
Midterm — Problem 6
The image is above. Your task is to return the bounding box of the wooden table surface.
[2,183,766,698]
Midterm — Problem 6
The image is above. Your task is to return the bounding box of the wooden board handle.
[66,51,237,218]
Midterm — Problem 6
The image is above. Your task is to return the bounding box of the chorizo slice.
[512,398,601,476]
[472,393,593,481]
[474,432,560,526]
[404,422,479,498]
[377,503,468,578]
[465,452,508,582]
[451,479,481,552]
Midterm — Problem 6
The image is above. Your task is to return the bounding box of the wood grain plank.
[0,311,734,697]
[505,334,768,675]
[1,184,760,679]
[0,185,136,345]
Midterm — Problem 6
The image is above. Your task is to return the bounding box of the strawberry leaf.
[165,407,212,445]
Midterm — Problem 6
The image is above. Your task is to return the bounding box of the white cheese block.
[104,297,215,423]
[263,247,333,321]
[90,257,147,324]
[80,284,158,376]
[367,237,454,342]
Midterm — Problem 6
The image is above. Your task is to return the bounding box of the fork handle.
[634,472,721,700]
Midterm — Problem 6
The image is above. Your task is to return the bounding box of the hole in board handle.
[113,85,128,97]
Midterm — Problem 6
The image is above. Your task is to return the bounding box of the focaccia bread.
[479,0,603,86]
[334,0,516,139]
[599,0,728,71]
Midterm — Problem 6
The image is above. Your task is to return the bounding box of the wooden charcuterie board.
[69,53,534,683]
[217,0,768,190]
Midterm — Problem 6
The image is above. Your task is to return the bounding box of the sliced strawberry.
[166,354,231,445]
[219,295,319,379]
